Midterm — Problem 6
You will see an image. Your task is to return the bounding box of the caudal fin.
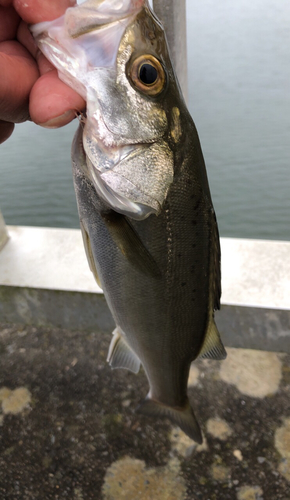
[136,397,202,444]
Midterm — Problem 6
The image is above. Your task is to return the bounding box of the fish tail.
[136,396,202,444]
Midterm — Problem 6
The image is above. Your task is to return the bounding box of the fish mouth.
[64,0,148,38]
[31,1,148,76]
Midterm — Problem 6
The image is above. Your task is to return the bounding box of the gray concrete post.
[0,211,8,251]
[153,0,188,100]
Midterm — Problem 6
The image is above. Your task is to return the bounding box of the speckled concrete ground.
[0,323,289,500]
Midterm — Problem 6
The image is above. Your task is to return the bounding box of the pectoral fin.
[101,211,161,278]
[107,328,141,374]
[80,220,102,289]
[198,318,227,360]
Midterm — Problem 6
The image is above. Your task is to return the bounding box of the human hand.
[0,0,86,144]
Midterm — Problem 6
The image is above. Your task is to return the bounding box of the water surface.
[0,0,289,240]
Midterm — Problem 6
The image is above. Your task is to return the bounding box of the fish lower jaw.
[87,157,158,220]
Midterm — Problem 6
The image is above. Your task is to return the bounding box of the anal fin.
[198,318,227,360]
[136,396,202,444]
[107,328,141,374]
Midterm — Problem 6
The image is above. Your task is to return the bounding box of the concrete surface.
[0,323,289,499]
[0,226,100,293]
[221,238,290,310]
[0,227,289,353]
[1,227,290,309]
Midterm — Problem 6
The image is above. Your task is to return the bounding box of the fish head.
[32,1,184,219]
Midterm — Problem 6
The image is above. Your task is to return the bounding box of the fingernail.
[40,110,76,128]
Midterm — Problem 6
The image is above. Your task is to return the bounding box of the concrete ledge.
[0,286,113,332]
[220,237,290,310]
[0,226,100,293]
[0,212,8,252]
[0,226,289,353]
[217,304,290,353]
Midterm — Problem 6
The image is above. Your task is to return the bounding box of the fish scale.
[32,0,226,443]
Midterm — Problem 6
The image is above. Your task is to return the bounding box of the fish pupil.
[139,63,158,85]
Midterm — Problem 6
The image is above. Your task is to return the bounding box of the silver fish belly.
[32,0,226,443]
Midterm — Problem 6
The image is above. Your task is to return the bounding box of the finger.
[29,69,85,127]
[0,120,15,144]
[0,5,20,42]
[0,41,39,123]
[15,1,79,84]
[0,1,13,7]
[14,0,84,130]
[13,0,76,24]
[17,20,38,58]
[17,21,55,74]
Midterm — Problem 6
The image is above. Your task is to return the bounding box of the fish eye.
[128,54,166,96]
[139,63,158,85]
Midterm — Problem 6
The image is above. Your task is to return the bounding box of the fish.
[31,0,226,443]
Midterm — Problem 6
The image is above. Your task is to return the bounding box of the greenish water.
[0,0,289,240]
